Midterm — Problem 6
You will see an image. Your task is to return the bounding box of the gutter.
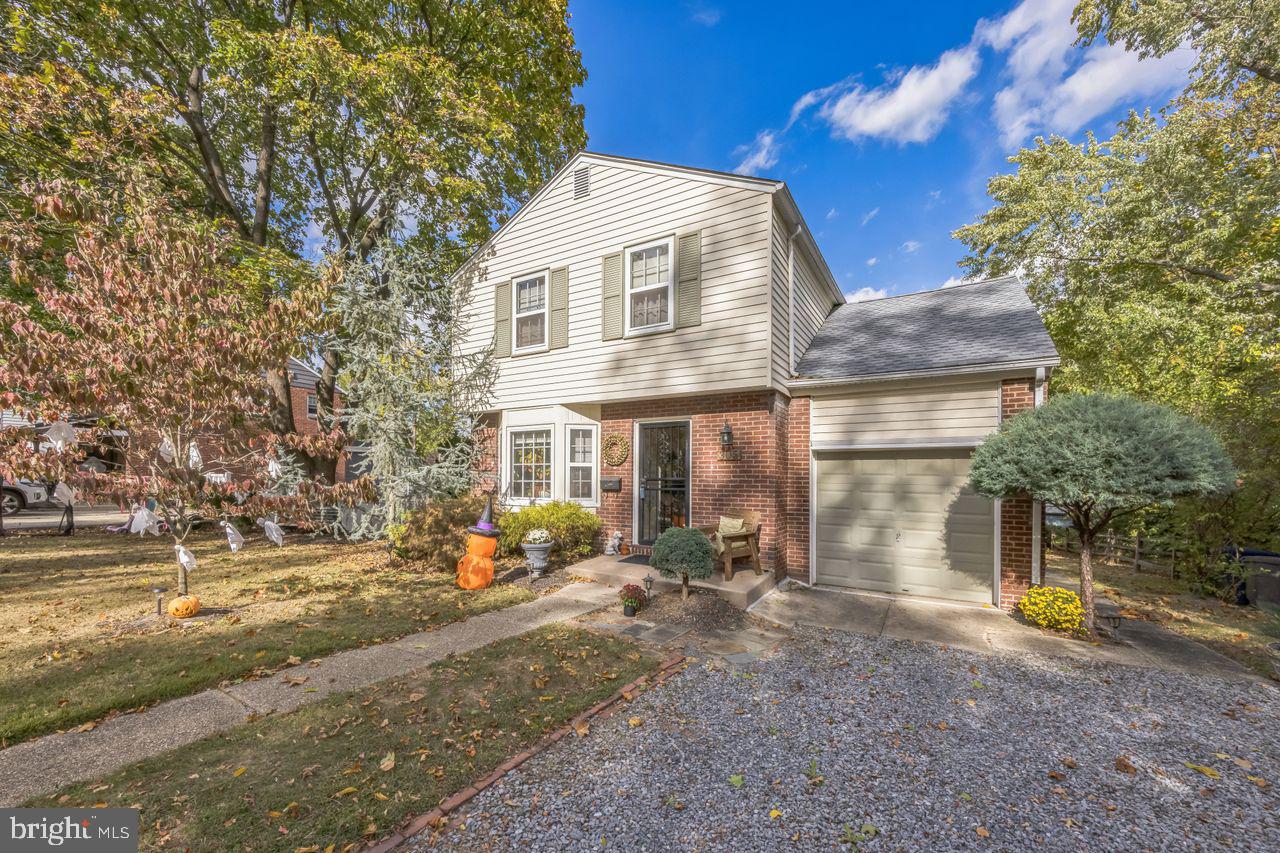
[788,357,1061,391]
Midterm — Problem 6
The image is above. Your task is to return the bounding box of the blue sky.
[572,0,1195,300]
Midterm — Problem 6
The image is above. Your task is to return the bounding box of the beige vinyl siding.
[458,162,774,408]
[768,202,838,391]
[810,378,1000,447]
[768,207,792,390]
[791,247,829,364]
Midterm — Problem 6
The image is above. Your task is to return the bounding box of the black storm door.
[638,422,690,545]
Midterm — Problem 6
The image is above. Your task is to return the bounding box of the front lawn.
[1046,548,1280,679]
[0,529,535,745]
[31,626,658,851]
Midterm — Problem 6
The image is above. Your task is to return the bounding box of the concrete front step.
[569,555,776,609]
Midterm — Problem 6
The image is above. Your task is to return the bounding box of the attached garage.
[814,449,994,604]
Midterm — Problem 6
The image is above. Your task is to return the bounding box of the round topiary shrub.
[1018,586,1085,633]
[650,526,713,599]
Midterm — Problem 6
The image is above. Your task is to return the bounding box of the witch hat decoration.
[467,495,499,537]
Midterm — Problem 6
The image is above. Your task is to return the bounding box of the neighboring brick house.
[455,152,1058,610]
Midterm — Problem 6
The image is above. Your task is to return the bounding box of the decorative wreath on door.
[601,434,630,467]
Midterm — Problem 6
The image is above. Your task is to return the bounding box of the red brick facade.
[597,391,791,575]
[998,377,1038,609]
[782,397,810,581]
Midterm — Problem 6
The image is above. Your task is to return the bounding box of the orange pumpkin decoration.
[167,594,201,618]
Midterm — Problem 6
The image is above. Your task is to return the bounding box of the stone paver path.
[0,581,617,806]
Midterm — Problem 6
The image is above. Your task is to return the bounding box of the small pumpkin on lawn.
[167,594,201,618]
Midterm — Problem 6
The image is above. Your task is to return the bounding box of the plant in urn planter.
[520,527,555,579]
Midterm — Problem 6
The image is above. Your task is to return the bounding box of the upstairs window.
[625,237,674,334]
[513,272,548,353]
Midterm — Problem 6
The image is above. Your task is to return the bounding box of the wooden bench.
[697,510,763,581]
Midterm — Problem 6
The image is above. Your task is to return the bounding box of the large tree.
[1,0,587,479]
[970,394,1234,634]
[955,1,1280,562]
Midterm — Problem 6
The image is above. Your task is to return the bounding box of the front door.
[637,422,690,545]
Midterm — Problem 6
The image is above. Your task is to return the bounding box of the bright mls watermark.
[2,809,137,852]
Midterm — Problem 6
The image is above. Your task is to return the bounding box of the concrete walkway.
[751,582,1260,682]
[0,582,617,807]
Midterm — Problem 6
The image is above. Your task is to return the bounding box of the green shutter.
[493,279,511,358]
[601,252,624,341]
[676,230,701,328]
[550,266,569,349]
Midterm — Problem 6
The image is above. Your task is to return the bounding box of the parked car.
[1,479,49,515]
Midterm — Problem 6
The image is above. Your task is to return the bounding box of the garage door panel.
[815,449,994,604]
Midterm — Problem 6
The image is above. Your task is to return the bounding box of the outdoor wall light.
[720,422,734,448]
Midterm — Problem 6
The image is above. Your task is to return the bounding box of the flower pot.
[520,540,555,579]
[623,603,637,617]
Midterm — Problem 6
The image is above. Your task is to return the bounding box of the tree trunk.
[1078,529,1097,636]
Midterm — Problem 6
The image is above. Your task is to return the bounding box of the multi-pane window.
[513,273,548,353]
[509,429,552,501]
[306,394,318,419]
[625,238,673,333]
[566,426,597,504]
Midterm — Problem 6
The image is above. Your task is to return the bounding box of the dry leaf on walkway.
[1184,762,1220,779]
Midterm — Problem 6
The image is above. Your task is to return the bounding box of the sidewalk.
[0,582,617,806]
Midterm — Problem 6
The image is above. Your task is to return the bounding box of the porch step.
[569,554,776,610]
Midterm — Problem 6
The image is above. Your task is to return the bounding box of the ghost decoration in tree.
[256,517,285,547]
[129,505,162,536]
[221,520,245,553]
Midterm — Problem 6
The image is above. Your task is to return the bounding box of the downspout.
[1031,367,1046,584]
[787,224,801,373]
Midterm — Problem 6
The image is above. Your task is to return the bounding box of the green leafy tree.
[956,2,1280,563]
[969,394,1234,634]
[2,0,587,479]
[651,526,714,601]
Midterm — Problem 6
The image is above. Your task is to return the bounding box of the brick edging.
[362,653,689,852]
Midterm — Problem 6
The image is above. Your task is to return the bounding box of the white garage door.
[814,449,994,603]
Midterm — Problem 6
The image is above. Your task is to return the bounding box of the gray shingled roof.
[794,276,1058,381]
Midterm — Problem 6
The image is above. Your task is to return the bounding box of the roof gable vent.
[573,165,590,199]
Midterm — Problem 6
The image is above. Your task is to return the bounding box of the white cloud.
[865,257,879,267]
[979,0,1192,146]
[826,207,839,220]
[689,6,722,27]
[810,47,980,144]
[733,130,779,175]
[847,286,889,302]
[901,240,922,253]
[860,207,880,226]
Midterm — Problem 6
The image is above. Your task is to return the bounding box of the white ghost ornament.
[45,420,77,451]
[256,517,285,547]
[130,506,162,536]
[175,544,197,574]
[221,520,245,553]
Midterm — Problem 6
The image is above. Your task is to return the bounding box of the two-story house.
[455,152,1058,609]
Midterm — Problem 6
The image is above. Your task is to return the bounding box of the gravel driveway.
[409,626,1280,852]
